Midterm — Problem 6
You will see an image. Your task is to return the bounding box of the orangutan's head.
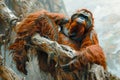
[68,9,94,41]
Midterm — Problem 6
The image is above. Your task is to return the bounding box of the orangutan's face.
[68,17,86,40]
[68,10,93,41]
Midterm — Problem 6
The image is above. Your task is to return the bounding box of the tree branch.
[31,33,120,80]
[32,33,76,59]
[0,55,21,80]
[0,0,18,27]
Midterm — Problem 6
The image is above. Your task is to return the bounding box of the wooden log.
[0,55,21,80]
[32,33,76,60]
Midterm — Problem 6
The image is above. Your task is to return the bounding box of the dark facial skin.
[67,10,93,41]
[68,19,85,40]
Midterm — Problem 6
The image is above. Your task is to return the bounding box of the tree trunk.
[0,0,18,27]
[0,55,20,80]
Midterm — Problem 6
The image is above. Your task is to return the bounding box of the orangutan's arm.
[45,12,69,25]
[61,44,106,72]
[46,12,65,20]
[61,31,106,72]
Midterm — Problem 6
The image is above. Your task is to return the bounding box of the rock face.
[4,0,67,17]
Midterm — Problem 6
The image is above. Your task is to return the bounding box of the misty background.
[63,0,120,77]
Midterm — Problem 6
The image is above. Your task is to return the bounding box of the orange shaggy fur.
[9,9,106,79]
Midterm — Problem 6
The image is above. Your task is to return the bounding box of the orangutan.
[9,9,106,80]
[59,9,106,72]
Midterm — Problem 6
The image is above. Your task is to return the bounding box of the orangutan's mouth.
[69,32,77,40]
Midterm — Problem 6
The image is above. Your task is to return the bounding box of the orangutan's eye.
[78,14,92,28]
[78,14,88,20]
